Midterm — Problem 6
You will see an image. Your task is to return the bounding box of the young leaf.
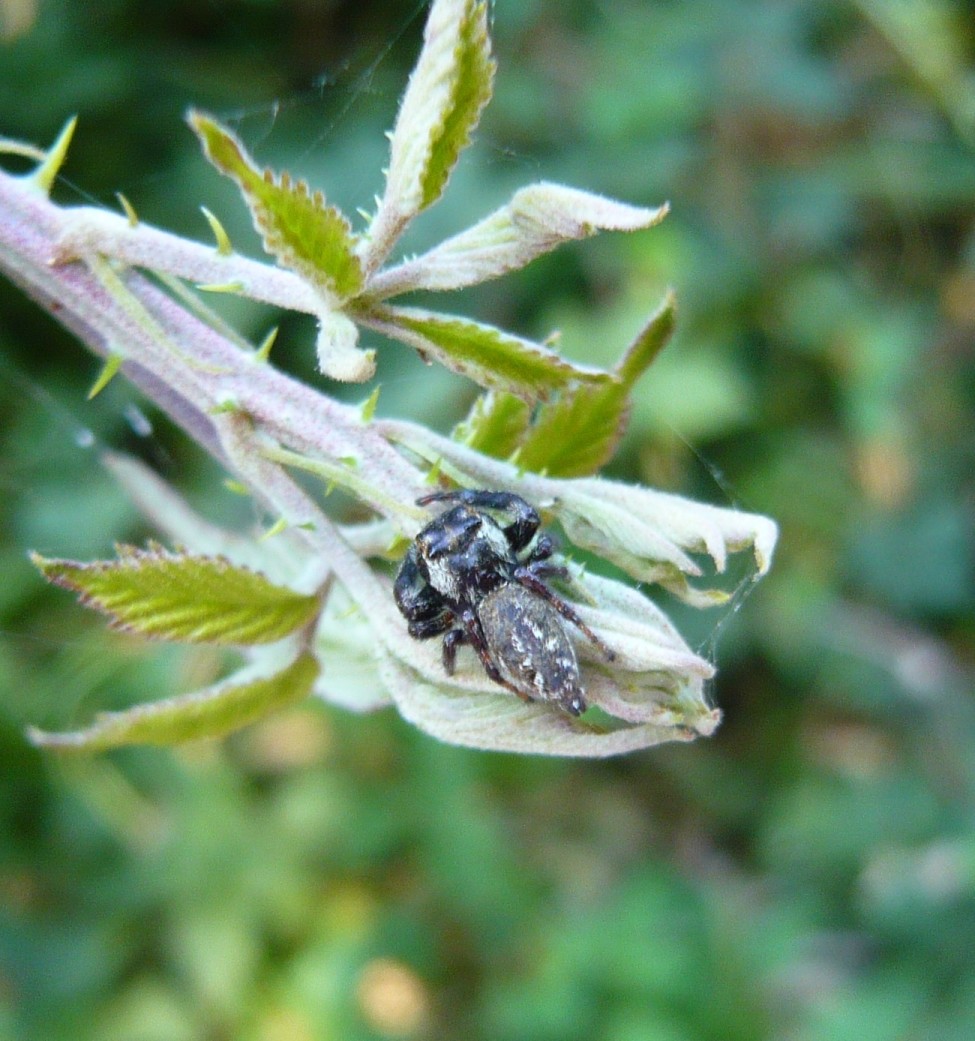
[32,548,320,645]
[453,292,676,476]
[28,653,320,751]
[315,309,373,382]
[360,304,613,402]
[451,391,531,459]
[554,477,779,606]
[371,183,669,297]
[364,0,495,268]
[514,381,630,477]
[189,111,364,299]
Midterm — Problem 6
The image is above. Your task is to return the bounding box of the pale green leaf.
[361,305,613,402]
[379,653,717,758]
[32,548,320,645]
[28,653,320,751]
[189,111,364,299]
[313,584,393,713]
[555,478,779,605]
[371,184,668,297]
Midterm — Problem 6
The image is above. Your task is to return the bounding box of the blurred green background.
[2,1,974,1038]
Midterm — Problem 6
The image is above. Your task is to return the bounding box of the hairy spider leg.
[520,533,571,581]
[417,489,540,553]
[408,610,455,641]
[441,627,467,674]
[512,565,616,661]
[526,533,556,561]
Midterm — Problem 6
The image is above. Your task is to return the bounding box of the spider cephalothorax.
[393,489,614,716]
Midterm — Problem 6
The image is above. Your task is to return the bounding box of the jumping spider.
[394,489,614,716]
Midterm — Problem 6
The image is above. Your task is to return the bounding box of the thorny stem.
[0,169,425,529]
[56,206,330,316]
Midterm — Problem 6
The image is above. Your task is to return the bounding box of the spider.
[393,489,614,716]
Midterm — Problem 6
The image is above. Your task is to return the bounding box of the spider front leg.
[417,489,540,553]
[394,545,454,639]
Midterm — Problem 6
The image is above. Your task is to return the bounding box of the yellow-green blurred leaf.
[28,653,320,751]
[32,548,319,645]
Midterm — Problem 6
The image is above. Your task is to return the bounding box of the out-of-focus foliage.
[1,0,973,1038]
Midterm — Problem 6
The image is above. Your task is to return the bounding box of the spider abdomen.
[478,584,587,716]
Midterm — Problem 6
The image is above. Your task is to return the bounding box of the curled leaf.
[315,309,375,382]
[555,479,779,605]
[372,183,669,297]
[380,654,713,757]
[368,549,720,756]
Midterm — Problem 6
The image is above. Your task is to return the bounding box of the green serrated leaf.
[189,111,364,299]
[449,293,676,476]
[28,653,320,751]
[363,305,612,402]
[32,549,319,645]
[365,0,495,268]
[517,381,629,478]
[518,292,676,476]
[615,289,676,389]
[417,0,495,211]
[451,391,531,457]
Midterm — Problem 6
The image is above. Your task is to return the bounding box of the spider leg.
[525,533,557,563]
[441,627,467,675]
[513,566,616,661]
[417,489,539,553]
[408,611,455,640]
[395,544,454,639]
[523,535,570,581]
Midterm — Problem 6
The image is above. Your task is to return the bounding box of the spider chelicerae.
[393,489,614,716]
